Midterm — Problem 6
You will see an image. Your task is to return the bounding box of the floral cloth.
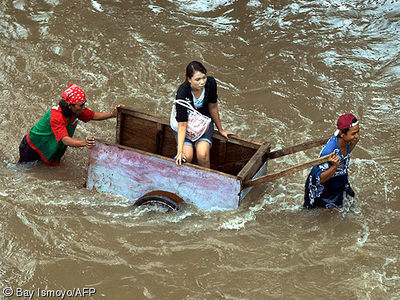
[303,136,352,209]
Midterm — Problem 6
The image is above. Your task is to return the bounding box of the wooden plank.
[155,123,164,154]
[161,128,179,158]
[119,115,157,152]
[242,154,330,188]
[212,133,262,149]
[239,160,268,201]
[237,142,271,182]
[214,141,256,162]
[116,106,122,144]
[268,137,330,159]
[120,107,170,126]
[213,159,251,173]
[211,140,259,175]
[218,140,227,163]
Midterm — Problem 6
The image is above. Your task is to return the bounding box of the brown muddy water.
[0,1,399,299]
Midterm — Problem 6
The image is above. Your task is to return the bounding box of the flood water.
[1,0,399,299]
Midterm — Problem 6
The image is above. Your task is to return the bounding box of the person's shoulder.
[51,104,62,112]
[320,136,338,156]
[207,76,216,86]
[177,82,190,92]
[205,76,217,93]
[205,76,218,102]
[49,105,68,126]
[176,82,191,99]
[50,105,65,118]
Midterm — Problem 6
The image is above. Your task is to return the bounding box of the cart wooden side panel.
[116,107,262,176]
[87,142,242,211]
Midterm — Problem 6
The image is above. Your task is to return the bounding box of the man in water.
[18,83,123,166]
[304,113,360,209]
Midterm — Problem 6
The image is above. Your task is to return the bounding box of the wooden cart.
[87,107,329,211]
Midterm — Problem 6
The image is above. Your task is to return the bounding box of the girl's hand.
[175,152,186,166]
[218,129,233,139]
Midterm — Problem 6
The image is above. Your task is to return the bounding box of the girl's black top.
[175,76,218,122]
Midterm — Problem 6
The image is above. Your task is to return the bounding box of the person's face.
[341,124,360,143]
[69,102,86,115]
[188,71,207,91]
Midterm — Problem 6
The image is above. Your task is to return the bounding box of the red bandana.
[62,84,86,105]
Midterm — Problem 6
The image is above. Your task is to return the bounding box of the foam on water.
[357,223,369,246]
[12,0,25,11]
[91,0,104,12]
[219,211,254,230]
[246,0,261,8]
[169,0,235,13]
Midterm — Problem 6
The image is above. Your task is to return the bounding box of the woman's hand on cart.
[175,152,187,166]
[218,129,233,139]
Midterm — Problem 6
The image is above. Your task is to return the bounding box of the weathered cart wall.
[87,142,242,211]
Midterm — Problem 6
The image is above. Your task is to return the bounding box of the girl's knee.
[183,146,194,162]
[185,155,193,163]
[196,151,209,162]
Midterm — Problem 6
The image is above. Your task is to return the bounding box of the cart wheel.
[134,191,184,212]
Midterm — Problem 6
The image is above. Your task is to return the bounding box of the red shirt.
[50,105,95,142]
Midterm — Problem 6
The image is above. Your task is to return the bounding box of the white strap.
[173,99,196,112]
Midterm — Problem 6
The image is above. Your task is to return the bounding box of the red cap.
[334,113,358,136]
[62,84,86,105]
[337,113,358,130]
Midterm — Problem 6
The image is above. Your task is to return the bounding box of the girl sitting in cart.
[172,61,233,168]
[304,113,360,209]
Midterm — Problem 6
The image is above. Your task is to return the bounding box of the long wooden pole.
[267,137,330,159]
[242,154,330,188]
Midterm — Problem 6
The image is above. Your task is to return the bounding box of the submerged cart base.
[87,107,328,211]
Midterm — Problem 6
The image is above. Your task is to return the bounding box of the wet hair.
[59,99,73,119]
[340,118,358,135]
[185,61,207,83]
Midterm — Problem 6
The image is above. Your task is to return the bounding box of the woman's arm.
[208,103,232,138]
[176,122,187,165]
[92,104,125,120]
[61,136,95,148]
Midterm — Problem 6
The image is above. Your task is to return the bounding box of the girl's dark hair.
[341,118,358,135]
[184,61,207,83]
[59,99,73,119]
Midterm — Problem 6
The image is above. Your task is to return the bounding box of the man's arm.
[319,153,339,183]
